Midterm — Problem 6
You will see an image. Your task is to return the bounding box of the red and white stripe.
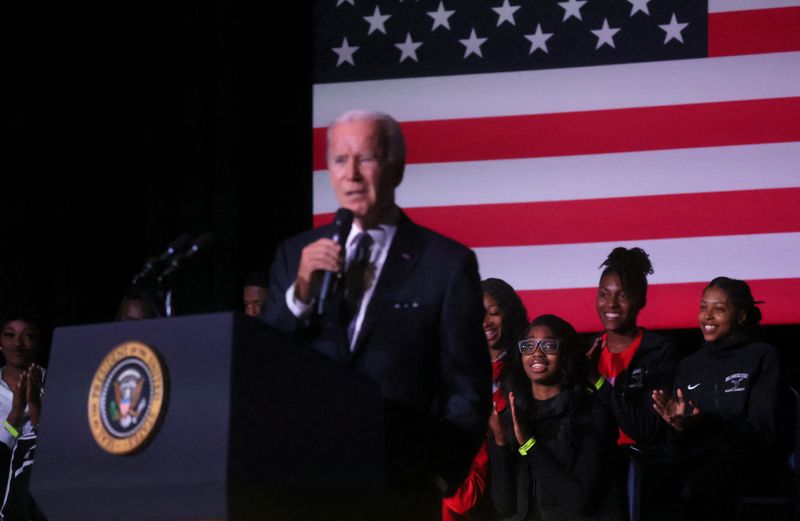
[312,1,800,331]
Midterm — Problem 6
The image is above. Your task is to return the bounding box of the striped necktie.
[344,232,374,345]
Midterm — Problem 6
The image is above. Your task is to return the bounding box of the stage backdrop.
[311,0,800,332]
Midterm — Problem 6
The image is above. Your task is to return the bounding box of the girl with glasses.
[488,314,622,520]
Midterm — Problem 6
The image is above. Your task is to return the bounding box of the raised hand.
[7,369,29,428]
[652,388,702,432]
[508,392,530,446]
[26,364,43,427]
[586,336,602,361]
[652,388,676,421]
[488,401,507,446]
[295,238,343,303]
[586,337,602,383]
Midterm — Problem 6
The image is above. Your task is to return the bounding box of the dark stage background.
[3,2,312,330]
[2,2,798,382]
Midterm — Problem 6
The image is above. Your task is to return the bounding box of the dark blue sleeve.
[436,249,492,493]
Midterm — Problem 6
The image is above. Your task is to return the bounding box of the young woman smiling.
[481,278,529,412]
[489,315,622,521]
[0,317,43,449]
[443,278,528,521]
[652,277,787,521]
[589,247,680,447]
[0,314,46,521]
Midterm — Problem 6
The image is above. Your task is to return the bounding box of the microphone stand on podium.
[154,232,215,317]
[127,232,215,318]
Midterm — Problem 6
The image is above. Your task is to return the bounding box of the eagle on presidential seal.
[109,368,148,429]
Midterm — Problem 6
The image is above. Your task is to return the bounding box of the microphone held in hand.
[317,208,354,315]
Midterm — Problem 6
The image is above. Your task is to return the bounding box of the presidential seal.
[88,341,168,455]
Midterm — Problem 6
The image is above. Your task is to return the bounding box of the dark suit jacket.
[264,211,491,491]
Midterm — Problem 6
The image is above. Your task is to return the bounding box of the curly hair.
[599,247,654,311]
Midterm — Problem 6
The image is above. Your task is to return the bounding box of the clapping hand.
[7,364,44,429]
[508,392,530,446]
[26,364,43,427]
[652,388,702,432]
[488,401,506,446]
[586,337,602,384]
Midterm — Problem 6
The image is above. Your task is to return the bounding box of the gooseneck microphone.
[131,234,193,285]
[317,208,354,315]
[157,232,216,284]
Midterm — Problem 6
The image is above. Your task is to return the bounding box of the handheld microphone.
[132,234,193,285]
[157,232,216,284]
[317,208,354,315]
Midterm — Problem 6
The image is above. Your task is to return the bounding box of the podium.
[30,313,386,521]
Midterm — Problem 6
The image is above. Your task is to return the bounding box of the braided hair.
[599,247,654,311]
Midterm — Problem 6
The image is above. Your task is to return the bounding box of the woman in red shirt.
[589,247,680,447]
[588,247,681,519]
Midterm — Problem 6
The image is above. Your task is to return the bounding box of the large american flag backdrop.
[311,0,800,332]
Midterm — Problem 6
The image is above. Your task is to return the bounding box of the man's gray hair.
[327,110,407,172]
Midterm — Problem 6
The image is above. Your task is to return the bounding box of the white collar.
[346,221,396,254]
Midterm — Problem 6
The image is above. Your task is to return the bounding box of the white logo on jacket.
[627,368,644,389]
[724,373,749,393]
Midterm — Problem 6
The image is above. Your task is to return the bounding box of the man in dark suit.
[264,110,490,516]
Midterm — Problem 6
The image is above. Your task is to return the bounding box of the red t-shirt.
[597,329,643,445]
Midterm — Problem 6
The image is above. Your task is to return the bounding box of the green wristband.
[518,436,536,456]
[4,420,19,439]
[594,376,605,390]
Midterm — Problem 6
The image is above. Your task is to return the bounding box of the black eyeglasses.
[518,338,560,355]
